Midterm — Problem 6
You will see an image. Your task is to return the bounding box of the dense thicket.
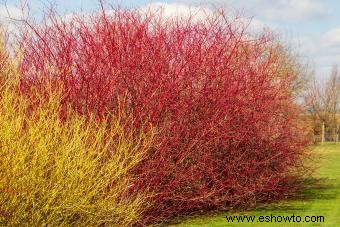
[0,37,153,226]
[18,7,310,223]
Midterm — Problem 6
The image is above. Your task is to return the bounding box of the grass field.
[171,143,340,227]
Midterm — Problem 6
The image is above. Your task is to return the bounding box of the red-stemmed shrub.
[17,6,310,223]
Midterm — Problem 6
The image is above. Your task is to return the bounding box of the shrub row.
[7,5,311,224]
[0,38,153,226]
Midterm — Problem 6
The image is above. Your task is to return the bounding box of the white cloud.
[301,27,340,58]
[0,4,25,25]
[0,4,27,35]
[139,2,273,33]
[177,0,330,22]
[260,0,329,21]
[323,28,340,48]
[293,27,340,79]
[0,5,22,21]
[139,2,213,23]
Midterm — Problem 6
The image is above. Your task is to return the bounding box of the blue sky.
[2,0,340,79]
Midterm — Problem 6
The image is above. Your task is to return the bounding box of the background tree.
[306,65,340,142]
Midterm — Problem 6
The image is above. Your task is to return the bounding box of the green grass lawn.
[171,143,340,227]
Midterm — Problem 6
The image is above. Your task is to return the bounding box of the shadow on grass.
[251,177,338,213]
[165,176,339,226]
[165,145,340,226]
[299,177,338,200]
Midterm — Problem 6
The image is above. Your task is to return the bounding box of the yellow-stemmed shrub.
[0,36,153,226]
